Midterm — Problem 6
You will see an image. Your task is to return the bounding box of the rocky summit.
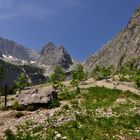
[0,38,73,70]
[84,6,140,72]
[38,42,73,69]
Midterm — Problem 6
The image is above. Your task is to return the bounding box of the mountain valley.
[0,5,140,140]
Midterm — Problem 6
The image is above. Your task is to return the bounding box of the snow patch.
[2,54,6,58]
[31,61,36,64]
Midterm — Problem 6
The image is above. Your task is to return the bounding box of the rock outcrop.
[27,49,40,61]
[84,6,140,72]
[38,42,73,69]
[17,86,57,106]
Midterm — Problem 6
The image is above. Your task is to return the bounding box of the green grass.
[4,86,140,140]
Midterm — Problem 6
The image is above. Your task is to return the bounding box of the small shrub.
[92,65,113,80]
[118,74,128,82]
[71,64,86,93]
[47,99,60,109]
[26,105,36,111]
[59,90,76,100]
[13,102,25,111]
[132,72,140,88]
[50,66,66,85]
[4,129,15,140]
[63,104,70,110]
[15,111,24,118]
[0,106,9,111]
[14,72,31,92]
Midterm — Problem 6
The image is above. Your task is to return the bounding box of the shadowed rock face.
[0,51,3,58]
[0,59,47,88]
[38,42,73,69]
[84,6,140,72]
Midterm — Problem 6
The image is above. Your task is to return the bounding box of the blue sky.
[0,0,139,61]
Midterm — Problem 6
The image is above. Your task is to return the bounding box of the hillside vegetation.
[3,87,140,140]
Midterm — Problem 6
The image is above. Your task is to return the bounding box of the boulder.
[16,86,57,106]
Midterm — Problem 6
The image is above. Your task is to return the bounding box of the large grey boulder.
[17,86,57,106]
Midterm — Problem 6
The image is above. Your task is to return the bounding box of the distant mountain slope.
[38,42,73,69]
[0,38,73,70]
[27,49,40,61]
[0,59,46,88]
[84,6,140,72]
[0,37,32,61]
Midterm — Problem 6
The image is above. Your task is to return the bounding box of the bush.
[0,106,9,111]
[47,99,60,109]
[26,105,36,111]
[13,102,25,111]
[118,74,128,82]
[59,90,76,100]
[71,64,86,93]
[15,111,24,118]
[50,66,66,84]
[4,129,15,140]
[14,72,31,92]
[50,66,66,93]
[132,71,140,88]
[92,65,113,80]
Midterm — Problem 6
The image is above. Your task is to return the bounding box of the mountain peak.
[39,42,73,69]
[41,42,55,55]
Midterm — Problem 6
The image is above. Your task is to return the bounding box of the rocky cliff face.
[84,6,140,72]
[0,37,41,62]
[27,49,40,61]
[0,39,73,86]
[0,38,73,71]
[0,37,33,61]
[38,42,73,69]
[0,59,46,88]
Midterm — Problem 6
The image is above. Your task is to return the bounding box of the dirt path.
[80,79,140,96]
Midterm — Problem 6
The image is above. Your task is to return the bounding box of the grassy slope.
[4,87,140,140]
